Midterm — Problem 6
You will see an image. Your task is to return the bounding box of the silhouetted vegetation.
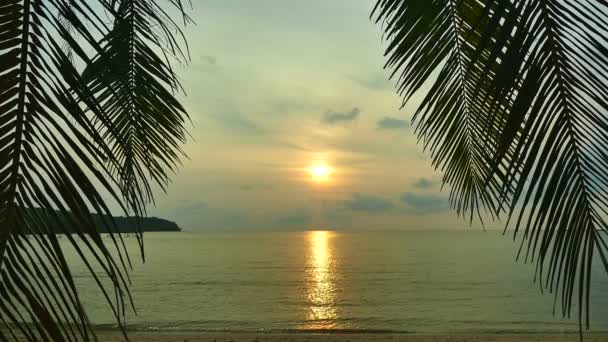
[29,210,182,234]
[0,0,190,340]
[373,0,608,335]
[105,216,181,233]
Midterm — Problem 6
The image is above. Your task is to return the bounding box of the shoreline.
[10,328,608,341]
[93,331,608,342]
[96,328,604,334]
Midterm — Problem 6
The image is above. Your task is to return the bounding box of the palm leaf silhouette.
[373,0,608,333]
[82,0,191,220]
[0,0,190,340]
[372,0,518,224]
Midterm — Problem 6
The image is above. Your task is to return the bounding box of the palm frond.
[0,1,143,340]
[82,0,191,220]
[491,0,608,333]
[373,0,608,332]
[372,0,517,223]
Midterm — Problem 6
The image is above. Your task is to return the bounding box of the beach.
[95,331,608,342]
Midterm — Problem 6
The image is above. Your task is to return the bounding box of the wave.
[90,321,608,335]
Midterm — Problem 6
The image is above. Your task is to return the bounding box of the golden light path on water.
[305,231,338,329]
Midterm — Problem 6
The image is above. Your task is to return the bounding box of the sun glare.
[305,231,337,327]
[309,164,333,182]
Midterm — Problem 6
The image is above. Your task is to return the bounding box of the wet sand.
[95,331,607,342]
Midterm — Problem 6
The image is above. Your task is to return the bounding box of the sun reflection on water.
[305,231,338,329]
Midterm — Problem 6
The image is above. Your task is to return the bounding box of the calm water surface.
[67,231,608,333]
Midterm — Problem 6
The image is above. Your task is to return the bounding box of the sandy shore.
[93,331,607,342]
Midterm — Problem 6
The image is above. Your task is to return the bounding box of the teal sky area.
[149,0,481,231]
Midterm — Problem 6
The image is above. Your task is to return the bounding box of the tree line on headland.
[26,209,181,234]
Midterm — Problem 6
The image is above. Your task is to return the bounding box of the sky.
[148,0,479,231]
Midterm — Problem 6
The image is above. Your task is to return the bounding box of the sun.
[309,164,333,182]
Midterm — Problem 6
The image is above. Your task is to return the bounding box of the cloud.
[277,141,312,152]
[275,209,312,228]
[201,55,217,65]
[348,74,391,91]
[192,55,220,73]
[344,193,394,213]
[400,192,450,214]
[412,178,437,189]
[377,117,410,130]
[171,201,209,215]
[322,107,360,125]
[209,111,265,135]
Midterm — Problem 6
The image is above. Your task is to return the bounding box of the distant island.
[96,215,182,233]
[28,209,181,234]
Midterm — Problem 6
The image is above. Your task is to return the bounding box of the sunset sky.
[149,0,482,231]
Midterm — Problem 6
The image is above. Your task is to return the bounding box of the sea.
[66,230,608,334]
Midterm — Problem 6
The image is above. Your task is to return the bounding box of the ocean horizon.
[64,230,608,334]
